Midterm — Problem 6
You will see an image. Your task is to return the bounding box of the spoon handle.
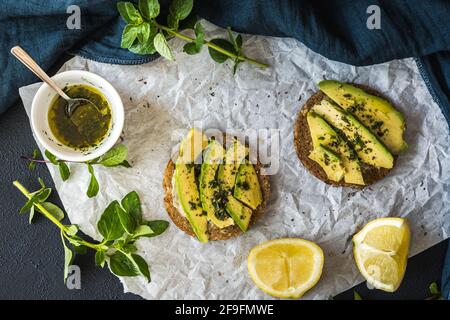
[11,46,71,100]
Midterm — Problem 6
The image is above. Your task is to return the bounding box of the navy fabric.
[0,0,449,298]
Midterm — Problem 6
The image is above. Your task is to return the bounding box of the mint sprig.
[118,0,268,73]
[13,180,169,283]
[23,144,131,198]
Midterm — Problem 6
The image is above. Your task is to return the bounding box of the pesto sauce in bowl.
[48,84,112,150]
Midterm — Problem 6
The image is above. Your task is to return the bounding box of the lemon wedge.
[247,238,324,298]
[353,217,410,292]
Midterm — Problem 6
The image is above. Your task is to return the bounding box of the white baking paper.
[19,20,450,299]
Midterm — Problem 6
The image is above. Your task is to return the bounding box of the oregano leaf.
[117,2,143,24]
[154,33,174,60]
[208,39,236,63]
[139,0,160,20]
[169,0,193,21]
[86,164,99,198]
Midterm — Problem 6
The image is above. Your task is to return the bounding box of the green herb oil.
[48,85,112,150]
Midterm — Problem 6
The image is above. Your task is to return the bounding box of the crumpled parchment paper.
[19,20,450,299]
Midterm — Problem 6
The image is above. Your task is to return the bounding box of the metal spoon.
[10,46,98,117]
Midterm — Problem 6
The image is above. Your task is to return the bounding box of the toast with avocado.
[163,129,270,242]
[294,81,407,187]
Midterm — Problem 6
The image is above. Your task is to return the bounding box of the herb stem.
[13,180,104,250]
[156,23,268,69]
[13,181,68,231]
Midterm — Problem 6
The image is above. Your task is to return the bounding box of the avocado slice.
[199,140,235,229]
[312,100,394,169]
[309,146,345,182]
[175,163,208,243]
[178,128,209,164]
[225,196,253,232]
[307,111,365,185]
[234,161,263,210]
[218,140,253,232]
[318,80,407,154]
[217,139,248,191]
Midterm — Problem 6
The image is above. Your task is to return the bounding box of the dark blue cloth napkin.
[1,0,449,298]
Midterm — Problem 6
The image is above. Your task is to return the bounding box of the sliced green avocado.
[217,139,248,191]
[234,161,263,210]
[199,140,235,229]
[217,140,253,232]
[307,111,365,185]
[318,80,407,154]
[225,196,253,232]
[175,163,208,243]
[309,146,345,182]
[178,128,209,164]
[312,100,394,169]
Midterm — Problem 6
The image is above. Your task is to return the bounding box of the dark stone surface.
[0,57,447,300]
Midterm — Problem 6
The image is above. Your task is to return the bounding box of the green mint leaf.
[139,0,160,19]
[122,243,138,253]
[429,282,441,296]
[121,191,142,226]
[39,202,65,221]
[131,254,151,282]
[133,224,154,238]
[353,291,362,300]
[208,39,236,63]
[98,144,128,167]
[36,188,51,202]
[167,13,179,30]
[58,162,70,181]
[32,148,40,159]
[143,220,169,237]
[117,2,143,24]
[109,251,140,277]
[235,34,243,49]
[86,164,99,198]
[129,36,157,55]
[169,0,193,21]
[97,201,124,241]
[233,60,242,75]
[65,224,79,236]
[44,149,58,165]
[183,42,201,55]
[116,204,135,235]
[38,177,46,189]
[20,197,35,214]
[137,22,151,44]
[119,160,132,168]
[28,161,36,171]
[95,250,106,268]
[182,21,204,55]
[121,24,140,49]
[227,27,239,52]
[194,22,205,43]
[60,231,74,284]
[154,33,174,60]
[28,206,35,224]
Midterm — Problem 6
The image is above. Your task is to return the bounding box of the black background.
[0,56,447,300]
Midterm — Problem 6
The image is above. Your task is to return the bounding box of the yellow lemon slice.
[247,238,324,298]
[353,217,410,292]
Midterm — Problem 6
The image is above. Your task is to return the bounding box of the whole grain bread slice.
[294,84,396,188]
[163,157,270,241]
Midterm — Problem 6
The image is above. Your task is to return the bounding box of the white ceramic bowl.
[31,70,124,162]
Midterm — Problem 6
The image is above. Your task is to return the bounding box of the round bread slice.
[294,84,396,188]
[163,157,270,241]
